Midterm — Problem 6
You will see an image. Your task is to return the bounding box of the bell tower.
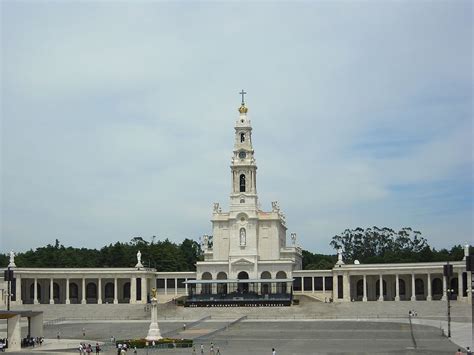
[230,90,258,212]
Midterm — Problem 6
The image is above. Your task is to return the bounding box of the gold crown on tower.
[238,103,248,114]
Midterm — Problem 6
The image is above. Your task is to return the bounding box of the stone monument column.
[395,274,400,301]
[427,273,432,301]
[98,278,102,304]
[49,278,54,304]
[410,274,416,301]
[34,278,39,304]
[114,278,118,304]
[146,288,163,341]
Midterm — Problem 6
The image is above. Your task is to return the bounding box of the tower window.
[239,174,246,192]
[240,133,245,143]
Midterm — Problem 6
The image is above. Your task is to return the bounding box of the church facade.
[1,97,472,307]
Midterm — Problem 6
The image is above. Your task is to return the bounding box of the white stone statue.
[271,201,280,212]
[8,251,16,268]
[464,244,470,260]
[336,248,344,265]
[135,250,143,268]
[240,228,246,246]
[290,233,297,246]
[202,235,209,250]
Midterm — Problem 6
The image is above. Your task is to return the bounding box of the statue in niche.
[240,228,246,246]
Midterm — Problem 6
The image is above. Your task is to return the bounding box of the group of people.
[455,347,472,355]
[21,336,44,347]
[116,343,138,354]
[193,342,221,354]
[78,342,101,354]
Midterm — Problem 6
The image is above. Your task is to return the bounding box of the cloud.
[1,0,472,254]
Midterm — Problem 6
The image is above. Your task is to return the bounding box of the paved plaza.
[1,299,471,354]
[1,319,467,354]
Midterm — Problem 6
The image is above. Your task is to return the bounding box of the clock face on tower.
[239,151,246,159]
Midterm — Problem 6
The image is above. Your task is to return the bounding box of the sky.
[1,0,472,255]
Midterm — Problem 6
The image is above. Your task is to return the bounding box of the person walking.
[95,342,101,354]
[272,348,276,355]
[200,344,204,354]
[466,347,472,355]
[455,349,464,355]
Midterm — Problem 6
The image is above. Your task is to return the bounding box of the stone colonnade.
[10,269,156,305]
[295,263,471,303]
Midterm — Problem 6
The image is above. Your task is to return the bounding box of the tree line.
[1,227,467,270]
[0,237,202,271]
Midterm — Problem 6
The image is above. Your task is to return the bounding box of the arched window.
[201,272,212,295]
[415,278,424,295]
[69,283,78,299]
[240,132,245,143]
[53,282,60,300]
[356,279,364,297]
[123,282,131,299]
[432,278,442,296]
[105,282,114,299]
[276,271,287,294]
[216,272,227,294]
[86,282,97,299]
[399,279,406,296]
[239,174,246,192]
[239,228,246,246]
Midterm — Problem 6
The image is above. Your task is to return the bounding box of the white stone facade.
[196,102,303,284]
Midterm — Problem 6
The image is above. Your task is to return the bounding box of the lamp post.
[4,267,14,311]
[443,262,453,338]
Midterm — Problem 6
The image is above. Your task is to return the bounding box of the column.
[81,278,86,304]
[97,278,102,304]
[185,278,188,295]
[175,278,178,295]
[343,273,350,301]
[322,276,326,295]
[15,275,22,305]
[141,277,147,303]
[410,274,416,301]
[456,270,463,300]
[312,277,315,293]
[362,275,367,302]
[33,278,38,304]
[164,278,168,295]
[427,273,432,301]
[113,278,118,304]
[332,274,338,301]
[66,278,70,304]
[30,313,44,338]
[7,314,21,351]
[378,275,384,301]
[49,278,54,304]
[395,274,400,301]
[442,275,447,301]
[130,277,137,304]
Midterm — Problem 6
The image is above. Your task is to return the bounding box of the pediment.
[231,258,254,266]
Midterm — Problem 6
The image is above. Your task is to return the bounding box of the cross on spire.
[239,89,247,105]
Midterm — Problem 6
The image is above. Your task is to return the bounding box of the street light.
[443,262,453,338]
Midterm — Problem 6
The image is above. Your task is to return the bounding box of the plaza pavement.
[1,298,472,354]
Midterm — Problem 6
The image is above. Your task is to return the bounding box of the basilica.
[1,97,472,307]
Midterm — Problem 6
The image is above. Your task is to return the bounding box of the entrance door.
[237,271,249,293]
